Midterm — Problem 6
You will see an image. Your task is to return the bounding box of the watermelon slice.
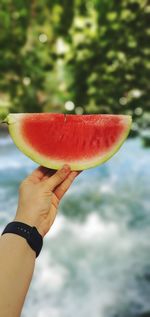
[5,113,132,170]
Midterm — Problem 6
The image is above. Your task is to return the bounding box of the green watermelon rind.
[7,114,132,171]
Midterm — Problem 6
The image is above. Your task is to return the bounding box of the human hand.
[14,165,79,237]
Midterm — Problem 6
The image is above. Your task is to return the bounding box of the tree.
[0,0,149,132]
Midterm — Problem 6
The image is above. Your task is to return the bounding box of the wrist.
[2,221,43,257]
[14,210,43,236]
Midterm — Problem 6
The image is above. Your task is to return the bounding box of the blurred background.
[0,0,150,316]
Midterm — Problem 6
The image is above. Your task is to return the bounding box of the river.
[0,133,150,317]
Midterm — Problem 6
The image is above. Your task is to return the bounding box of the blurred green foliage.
[0,0,149,130]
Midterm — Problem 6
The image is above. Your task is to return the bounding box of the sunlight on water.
[0,134,150,317]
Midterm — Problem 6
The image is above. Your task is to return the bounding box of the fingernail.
[62,164,70,172]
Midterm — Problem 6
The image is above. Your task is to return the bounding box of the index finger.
[54,171,80,200]
[29,166,50,182]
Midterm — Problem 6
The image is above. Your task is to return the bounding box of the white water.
[0,134,150,317]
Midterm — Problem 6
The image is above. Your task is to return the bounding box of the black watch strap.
[1,221,43,257]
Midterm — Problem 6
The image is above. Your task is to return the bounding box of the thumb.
[45,165,71,191]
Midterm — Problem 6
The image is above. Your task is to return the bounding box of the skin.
[0,164,79,317]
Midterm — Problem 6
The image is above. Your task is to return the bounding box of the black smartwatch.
[1,221,43,257]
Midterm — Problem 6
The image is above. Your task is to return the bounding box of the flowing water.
[0,133,150,317]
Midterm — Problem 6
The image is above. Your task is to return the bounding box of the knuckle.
[44,190,52,197]
[60,183,67,192]
[54,195,59,203]
[56,171,65,181]
[53,195,59,208]
[68,175,74,183]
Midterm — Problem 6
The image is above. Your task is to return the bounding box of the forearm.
[0,232,36,317]
[0,165,76,317]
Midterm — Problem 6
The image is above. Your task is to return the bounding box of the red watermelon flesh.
[6,113,132,170]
